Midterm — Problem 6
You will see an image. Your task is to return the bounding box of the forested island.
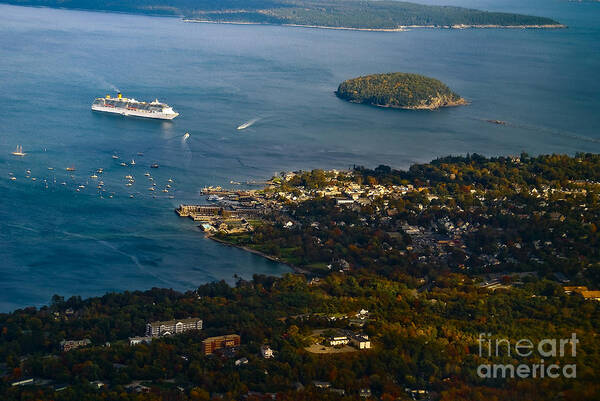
[2,153,600,400]
[336,73,467,110]
[1,0,565,30]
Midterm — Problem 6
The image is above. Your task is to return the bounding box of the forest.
[336,73,465,109]
[1,0,562,29]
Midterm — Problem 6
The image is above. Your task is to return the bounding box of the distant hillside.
[336,72,467,110]
[2,0,564,30]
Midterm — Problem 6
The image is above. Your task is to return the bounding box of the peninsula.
[336,72,467,110]
[1,154,599,400]
[1,0,565,30]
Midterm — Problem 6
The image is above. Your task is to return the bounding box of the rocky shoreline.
[344,93,468,111]
[183,19,566,31]
[207,234,311,275]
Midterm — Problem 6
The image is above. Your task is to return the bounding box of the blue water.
[1,1,599,311]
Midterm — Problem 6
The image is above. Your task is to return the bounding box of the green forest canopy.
[336,72,464,108]
[1,0,562,29]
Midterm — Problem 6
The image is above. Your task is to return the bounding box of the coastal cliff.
[336,72,467,110]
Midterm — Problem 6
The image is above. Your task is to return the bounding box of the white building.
[350,334,371,349]
[129,336,153,346]
[328,336,350,346]
[260,345,274,358]
[145,318,203,337]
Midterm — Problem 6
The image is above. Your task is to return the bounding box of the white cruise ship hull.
[91,105,179,120]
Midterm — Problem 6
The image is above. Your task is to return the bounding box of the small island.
[336,72,467,110]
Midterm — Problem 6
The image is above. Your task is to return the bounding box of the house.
[260,345,274,358]
[11,378,34,387]
[335,198,354,206]
[235,357,249,366]
[125,383,150,393]
[563,286,600,300]
[349,334,371,350]
[145,318,203,337]
[59,339,91,352]
[129,336,153,346]
[581,290,600,301]
[202,334,241,355]
[563,286,587,294]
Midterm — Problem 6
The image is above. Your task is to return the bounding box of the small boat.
[207,195,224,202]
[112,155,119,159]
[144,172,150,177]
[125,175,133,179]
[120,162,127,167]
[90,174,98,179]
[96,168,104,174]
[137,152,144,156]
[48,167,54,170]
[31,177,37,181]
[126,183,133,187]
[78,185,85,189]
[10,176,16,181]
[162,189,169,193]
[183,132,190,140]
[11,145,26,157]
[130,194,135,198]
[151,163,159,168]
[148,187,155,191]
[166,184,171,188]
[66,167,76,172]
[167,178,173,183]
[131,160,136,166]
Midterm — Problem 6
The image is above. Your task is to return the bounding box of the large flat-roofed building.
[202,334,241,355]
[145,318,203,337]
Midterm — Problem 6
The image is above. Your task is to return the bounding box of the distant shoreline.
[183,19,567,32]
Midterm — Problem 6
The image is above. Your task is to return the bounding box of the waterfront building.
[145,318,203,337]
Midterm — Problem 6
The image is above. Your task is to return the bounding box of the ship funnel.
[118,92,122,99]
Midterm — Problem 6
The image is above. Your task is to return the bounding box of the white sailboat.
[11,145,26,156]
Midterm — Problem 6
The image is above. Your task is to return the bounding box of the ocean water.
[0,1,599,311]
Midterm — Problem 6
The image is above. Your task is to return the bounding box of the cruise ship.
[91,93,179,120]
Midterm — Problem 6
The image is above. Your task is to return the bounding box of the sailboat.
[11,145,26,156]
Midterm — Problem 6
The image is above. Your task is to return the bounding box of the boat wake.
[237,117,261,130]
[61,230,181,287]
